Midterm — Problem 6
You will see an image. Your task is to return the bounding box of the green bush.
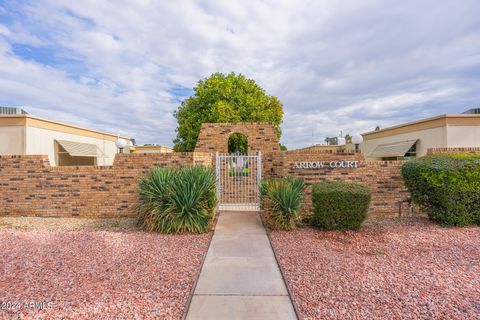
[311,181,371,230]
[260,177,306,230]
[137,165,216,233]
[401,153,480,226]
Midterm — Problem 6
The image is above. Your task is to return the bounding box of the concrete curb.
[181,211,219,320]
[260,211,303,320]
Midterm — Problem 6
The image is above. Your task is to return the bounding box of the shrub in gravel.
[311,181,371,230]
[137,165,216,233]
[260,177,306,230]
[401,153,480,227]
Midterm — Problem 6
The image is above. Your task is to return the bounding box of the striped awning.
[56,140,106,157]
[370,140,417,157]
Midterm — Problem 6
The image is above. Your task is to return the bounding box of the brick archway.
[194,122,280,153]
[227,132,248,153]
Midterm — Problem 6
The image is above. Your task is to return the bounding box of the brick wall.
[262,150,409,216]
[195,122,280,153]
[6,117,451,219]
[1,150,410,218]
[0,153,212,218]
[427,147,480,154]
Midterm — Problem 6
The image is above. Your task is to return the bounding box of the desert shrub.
[137,165,216,233]
[401,153,480,226]
[311,181,371,230]
[260,177,306,230]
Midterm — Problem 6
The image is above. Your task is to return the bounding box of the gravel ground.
[270,217,480,320]
[0,217,138,231]
[0,230,210,319]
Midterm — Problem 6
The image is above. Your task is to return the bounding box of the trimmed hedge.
[310,181,371,230]
[401,153,480,227]
[260,177,306,230]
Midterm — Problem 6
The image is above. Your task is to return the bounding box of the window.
[381,142,417,161]
[404,142,417,158]
[55,140,99,166]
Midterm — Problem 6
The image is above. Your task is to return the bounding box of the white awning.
[370,140,417,157]
[56,140,106,157]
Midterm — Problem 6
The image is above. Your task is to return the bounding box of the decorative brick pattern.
[0,153,212,218]
[195,122,280,153]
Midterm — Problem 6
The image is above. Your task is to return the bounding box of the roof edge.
[0,114,130,140]
[362,114,480,137]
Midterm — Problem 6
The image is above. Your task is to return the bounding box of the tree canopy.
[324,134,351,145]
[173,72,283,152]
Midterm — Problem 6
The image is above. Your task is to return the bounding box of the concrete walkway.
[186,211,297,320]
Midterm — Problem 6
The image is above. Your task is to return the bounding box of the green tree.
[324,137,338,145]
[345,134,352,144]
[173,72,283,152]
[228,133,248,153]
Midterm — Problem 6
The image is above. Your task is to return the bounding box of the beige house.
[130,145,173,153]
[0,112,130,166]
[361,113,480,160]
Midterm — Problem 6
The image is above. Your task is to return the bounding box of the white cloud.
[0,0,479,148]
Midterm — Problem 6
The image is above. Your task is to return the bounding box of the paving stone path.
[186,211,297,320]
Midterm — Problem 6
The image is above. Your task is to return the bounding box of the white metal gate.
[216,152,262,211]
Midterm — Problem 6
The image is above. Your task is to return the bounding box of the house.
[130,144,173,153]
[361,109,480,160]
[0,107,131,166]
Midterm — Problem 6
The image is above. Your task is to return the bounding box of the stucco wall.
[0,125,24,155]
[361,126,447,159]
[25,126,118,166]
[446,126,480,148]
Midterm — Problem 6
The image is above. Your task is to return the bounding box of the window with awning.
[55,140,106,166]
[370,140,418,158]
[56,140,106,157]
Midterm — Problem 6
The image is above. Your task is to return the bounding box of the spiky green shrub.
[311,181,371,230]
[401,153,480,226]
[137,166,173,229]
[137,166,216,233]
[260,177,306,230]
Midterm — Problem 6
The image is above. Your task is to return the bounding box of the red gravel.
[270,218,480,320]
[0,230,210,319]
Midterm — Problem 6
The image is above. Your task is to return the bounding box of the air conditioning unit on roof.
[462,108,480,114]
[0,107,28,115]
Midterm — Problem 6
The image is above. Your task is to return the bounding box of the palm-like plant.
[137,166,216,233]
[260,177,305,230]
[137,167,173,229]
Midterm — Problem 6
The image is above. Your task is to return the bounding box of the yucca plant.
[260,177,306,230]
[137,167,174,229]
[137,165,216,233]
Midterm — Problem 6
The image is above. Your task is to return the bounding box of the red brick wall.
[195,122,280,153]
[0,153,212,218]
[262,150,409,216]
[0,150,410,218]
[427,147,480,154]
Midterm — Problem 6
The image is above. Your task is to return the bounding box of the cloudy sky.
[0,0,479,148]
